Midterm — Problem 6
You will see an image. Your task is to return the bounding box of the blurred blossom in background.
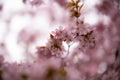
[0,0,100,62]
[0,0,119,80]
[0,0,119,66]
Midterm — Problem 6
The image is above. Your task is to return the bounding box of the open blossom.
[51,27,74,43]
[47,35,65,57]
[72,24,96,48]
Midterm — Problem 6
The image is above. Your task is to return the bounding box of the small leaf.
[78,4,84,13]
[50,34,54,39]
[70,7,75,12]
[76,0,80,5]
[71,11,80,18]
[66,2,75,8]
[71,0,75,3]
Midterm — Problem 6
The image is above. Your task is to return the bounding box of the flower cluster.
[0,0,119,80]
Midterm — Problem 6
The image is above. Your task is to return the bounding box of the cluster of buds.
[67,0,84,25]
